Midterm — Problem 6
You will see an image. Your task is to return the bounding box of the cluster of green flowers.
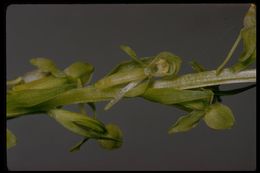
[6,4,256,152]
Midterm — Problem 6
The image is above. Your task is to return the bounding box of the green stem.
[153,68,256,90]
[216,33,242,75]
[7,68,256,119]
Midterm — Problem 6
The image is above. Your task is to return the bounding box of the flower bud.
[98,124,123,150]
[204,103,235,130]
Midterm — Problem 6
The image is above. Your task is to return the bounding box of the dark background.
[6,4,256,171]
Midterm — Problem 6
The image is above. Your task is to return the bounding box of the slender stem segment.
[36,69,257,108]
[152,68,256,90]
[7,68,256,119]
[216,33,242,74]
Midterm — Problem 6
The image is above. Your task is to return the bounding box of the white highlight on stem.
[104,79,144,110]
[152,68,256,90]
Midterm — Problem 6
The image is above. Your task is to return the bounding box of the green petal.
[64,62,94,85]
[243,4,256,29]
[30,58,65,77]
[168,110,205,134]
[120,45,143,65]
[239,28,256,62]
[105,57,153,77]
[204,103,235,130]
[7,129,17,149]
[22,70,49,83]
[94,68,146,90]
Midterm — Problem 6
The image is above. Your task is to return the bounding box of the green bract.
[120,45,143,65]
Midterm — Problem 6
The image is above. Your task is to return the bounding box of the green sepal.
[64,62,94,85]
[30,58,65,77]
[168,110,205,134]
[243,4,256,29]
[120,45,144,65]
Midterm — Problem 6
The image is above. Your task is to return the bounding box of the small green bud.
[98,124,123,150]
[204,103,235,130]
